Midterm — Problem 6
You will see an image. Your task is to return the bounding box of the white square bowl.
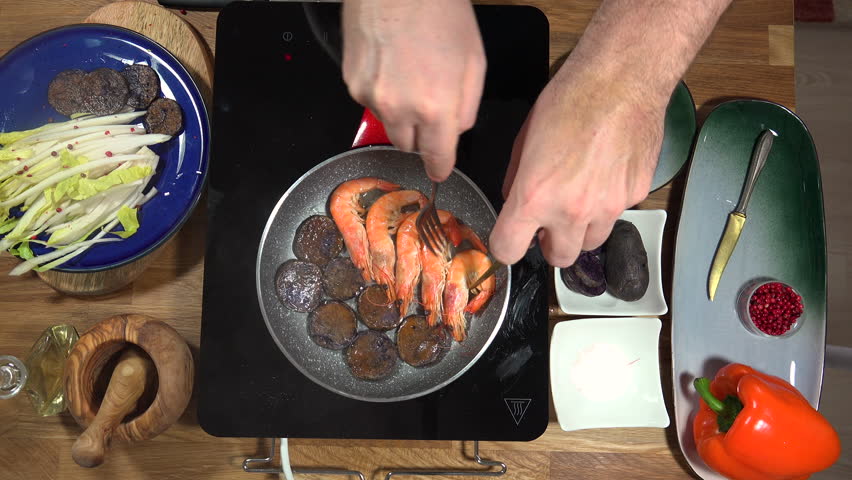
[550,317,670,431]
[554,209,668,316]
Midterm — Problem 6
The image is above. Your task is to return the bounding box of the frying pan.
[256,111,511,402]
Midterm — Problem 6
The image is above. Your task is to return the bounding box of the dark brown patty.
[122,64,160,109]
[144,97,184,135]
[322,257,364,300]
[397,315,450,367]
[47,69,86,116]
[293,215,344,266]
[274,259,323,312]
[308,301,358,350]
[357,285,401,331]
[344,330,398,380]
[81,68,129,115]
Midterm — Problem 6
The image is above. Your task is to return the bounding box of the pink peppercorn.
[749,282,804,336]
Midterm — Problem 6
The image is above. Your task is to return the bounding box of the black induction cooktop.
[199,2,550,441]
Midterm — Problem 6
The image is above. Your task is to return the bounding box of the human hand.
[490,61,668,268]
[341,0,486,181]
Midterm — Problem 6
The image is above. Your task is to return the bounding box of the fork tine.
[425,216,446,257]
[432,222,452,261]
[416,210,432,252]
[428,203,442,224]
[468,259,503,293]
[427,210,450,247]
[416,208,441,256]
[427,210,445,245]
[428,224,451,261]
[416,181,453,260]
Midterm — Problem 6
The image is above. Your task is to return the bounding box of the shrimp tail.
[396,273,419,318]
[426,305,442,327]
[358,265,372,282]
[376,179,401,192]
[373,264,397,300]
[399,295,412,319]
[446,311,467,342]
[425,279,444,326]
[442,215,463,247]
[465,289,492,314]
[352,229,373,282]
[442,281,469,341]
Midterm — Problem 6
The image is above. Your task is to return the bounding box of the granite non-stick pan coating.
[256,147,510,402]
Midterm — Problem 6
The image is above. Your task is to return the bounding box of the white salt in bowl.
[550,317,669,431]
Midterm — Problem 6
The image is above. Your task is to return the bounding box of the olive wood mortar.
[64,314,193,467]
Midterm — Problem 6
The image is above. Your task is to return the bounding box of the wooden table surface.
[0,1,795,479]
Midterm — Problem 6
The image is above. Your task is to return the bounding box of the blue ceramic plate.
[651,81,696,192]
[0,25,209,272]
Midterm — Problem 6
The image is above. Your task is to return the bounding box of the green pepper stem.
[694,377,726,413]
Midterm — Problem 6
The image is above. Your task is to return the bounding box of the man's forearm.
[565,0,732,104]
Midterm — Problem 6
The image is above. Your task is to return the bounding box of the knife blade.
[468,257,504,292]
[707,129,776,301]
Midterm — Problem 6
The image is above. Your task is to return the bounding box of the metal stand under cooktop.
[243,439,506,479]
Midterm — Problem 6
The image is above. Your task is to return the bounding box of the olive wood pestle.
[71,348,153,468]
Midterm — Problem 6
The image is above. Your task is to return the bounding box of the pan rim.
[255,146,511,403]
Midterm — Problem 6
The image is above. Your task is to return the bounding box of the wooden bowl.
[37,246,163,296]
[64,314,193,443]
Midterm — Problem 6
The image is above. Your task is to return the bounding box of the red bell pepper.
[693,363,841,480]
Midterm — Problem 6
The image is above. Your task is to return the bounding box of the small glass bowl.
[737,279,804,339]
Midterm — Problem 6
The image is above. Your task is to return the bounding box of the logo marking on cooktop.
[504,398,531,426]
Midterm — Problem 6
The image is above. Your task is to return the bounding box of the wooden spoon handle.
[71,348,152,468]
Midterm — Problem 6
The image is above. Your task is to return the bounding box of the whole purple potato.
[604,220,649,301]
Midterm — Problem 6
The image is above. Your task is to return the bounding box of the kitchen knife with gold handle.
[708,129,776,301]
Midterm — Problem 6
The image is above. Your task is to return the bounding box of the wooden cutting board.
[37,1,213,295]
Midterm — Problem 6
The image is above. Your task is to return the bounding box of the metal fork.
[470,228,543,295]
[416,181,502,296]
[416,181,453,261]
[469,256,504,296]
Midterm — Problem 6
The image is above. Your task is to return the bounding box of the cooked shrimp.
[396,209,462,318]
[329,177,399,282]
[394,212,421,317]
[456,222,487,253]
[443,249,496,342]
[420,210,461,327]
[366,189,427,296]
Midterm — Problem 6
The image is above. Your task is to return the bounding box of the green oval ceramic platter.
[651,81,697,192]
[672,100,826,479]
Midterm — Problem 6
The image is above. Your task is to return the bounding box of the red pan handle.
[352,108,391,148]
